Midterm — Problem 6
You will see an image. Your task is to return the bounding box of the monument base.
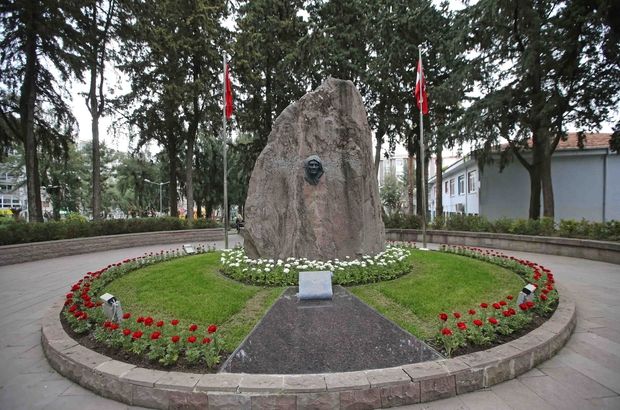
[220,286,442,374]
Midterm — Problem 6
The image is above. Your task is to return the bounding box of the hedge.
[0,217,221,246]
[383,213,620,242]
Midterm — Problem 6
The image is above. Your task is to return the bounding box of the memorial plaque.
[298,271,333,300]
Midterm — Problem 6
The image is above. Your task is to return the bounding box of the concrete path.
[0,237,618,409]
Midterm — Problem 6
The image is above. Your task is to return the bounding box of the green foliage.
[380,173,405,216]
[387,214,619,242]
[0,217,220,245]
[383,213,422,229]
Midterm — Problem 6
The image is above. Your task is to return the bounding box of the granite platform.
[221,286,442,374]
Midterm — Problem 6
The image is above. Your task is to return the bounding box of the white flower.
[283,268,290,273]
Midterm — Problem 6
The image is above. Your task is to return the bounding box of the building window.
[449,179,455,196]
[457,175,465,195]
[444,181,449,193]
[468,171,477,193]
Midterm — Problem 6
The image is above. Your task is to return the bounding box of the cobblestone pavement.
[0,237,618,409]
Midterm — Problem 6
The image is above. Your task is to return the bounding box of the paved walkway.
[0,237,618,409]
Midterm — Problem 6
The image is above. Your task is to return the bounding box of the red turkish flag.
[415,59,429,115]
[225,63,233,120]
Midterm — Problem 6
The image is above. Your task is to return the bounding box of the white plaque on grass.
[183,244,196,254]
[298,271,333,300]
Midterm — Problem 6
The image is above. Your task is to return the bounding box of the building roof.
[554,132,610,149]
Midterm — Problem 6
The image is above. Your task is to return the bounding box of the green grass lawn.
[103,252,283,351]
[104,249,524,351]
[350,250,525,339]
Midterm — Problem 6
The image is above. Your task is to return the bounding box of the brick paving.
[0,237,618,409]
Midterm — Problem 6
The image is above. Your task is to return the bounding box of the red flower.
[502,310,511,317]
[122,313,131,319]
[488,317,498,325]
[144,317,154,326]
[457,322,467,331]
[69,304,78,313]
[150,331,161,340]
[71,284,80,291]
[519,303,528,311]
[468,309,476,315]
[441,328,453,336]
[110,323,119,330]
[506,295,513,300]
[132,331,143,339]
[499,300,507,306]
[104,321,112,328]
[492,303,501,309]
[189,324,198,332]
[526,301,535,308]
[540,294,548,301]
[546,284,554,291]
[123,329,131,336]
[542,288,550,294]
[80,312,88,320]
[171,319,179,326]
[202,337,212,344]
[156,320,164,327]
[66,293,73,299]
[207,324,218,334]
[187,335,197,343]
[473,319,483,327]
[480,303,488,308]
[73,310,82,318]
[171,335,180,343]
[136,316,145,323]
[453,312,461,319]
[439,313,448,321]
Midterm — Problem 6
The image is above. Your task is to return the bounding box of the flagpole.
[222,54,229,249]
[418,47,428,250]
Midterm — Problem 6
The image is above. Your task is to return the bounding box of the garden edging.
[386,229,620,265]
[42,285,576,409]
[0,228,225,266]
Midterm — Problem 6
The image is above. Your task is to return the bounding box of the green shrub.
[383,213,422,229]
[0,217,222,246]
[444,214,491,232]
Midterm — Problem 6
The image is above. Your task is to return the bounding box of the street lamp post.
[144,179,170,216]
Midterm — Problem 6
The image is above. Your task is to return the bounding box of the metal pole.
[222,54,229,249]
[419,47,427,249]
[159,183,163,215]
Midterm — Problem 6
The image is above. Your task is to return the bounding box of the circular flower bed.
[219,243,415,286]
[434,245,559,356]
[62,244,224,369]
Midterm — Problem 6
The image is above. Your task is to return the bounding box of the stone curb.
[42,291,576,409]
[0,228,225,266]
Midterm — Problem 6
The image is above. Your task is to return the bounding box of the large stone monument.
[243,78,385,261]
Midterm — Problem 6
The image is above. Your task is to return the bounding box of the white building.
[427,133,619,222]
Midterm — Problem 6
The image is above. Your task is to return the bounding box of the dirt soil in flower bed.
[59,303,556,373]
[59,313,229,373]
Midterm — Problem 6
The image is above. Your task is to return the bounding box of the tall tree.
[0,0,82,221]
[233,0,308,168]
[117,0,226,218]
[459,0,620,219]
[77,0,117,220]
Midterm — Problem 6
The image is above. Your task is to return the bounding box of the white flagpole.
[419,47,428,249]
[222,54,229,249]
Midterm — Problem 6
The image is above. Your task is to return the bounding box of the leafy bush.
[0,217,221,246]
[383,213,422,229]
[385,213,618,242]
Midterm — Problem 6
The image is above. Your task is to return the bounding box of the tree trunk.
[20,4,43,222]
[527,164,542,220]
[90,53,102,220]
[415,148,423,217]
[407,154,414,215]
[435,147,443,218]
[185,133,195,225]
[541,155,554,218]
[168,140,178,217]
[374,121,385,177]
